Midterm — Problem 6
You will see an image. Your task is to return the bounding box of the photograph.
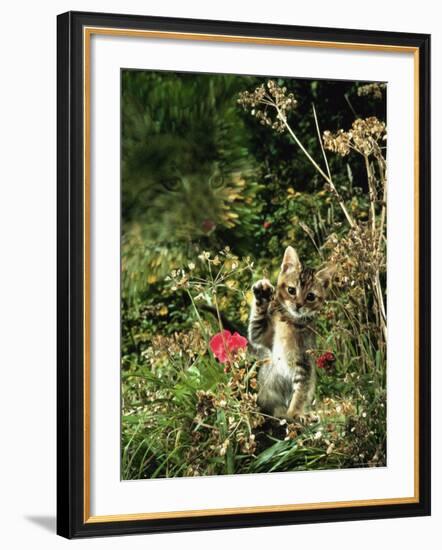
[120,70,388,480]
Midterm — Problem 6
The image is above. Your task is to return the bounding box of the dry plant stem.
[375,150,387,257]
[282,100,386,350]
[364,155,377,238]
[375,273,387,342]
[277,106,355,229]
[361,149,387,344]
[312,104,332,182]
[370,269,387,345]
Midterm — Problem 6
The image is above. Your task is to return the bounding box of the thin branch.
[277,106,355,228]
[344,92,358,118]
[364,155,377,237]
[312,103,332,182]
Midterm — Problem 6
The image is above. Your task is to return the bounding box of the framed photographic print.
[57,11,431,538]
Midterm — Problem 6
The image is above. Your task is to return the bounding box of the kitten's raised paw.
[252,279,274,306]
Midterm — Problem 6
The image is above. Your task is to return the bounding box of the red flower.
[209,330,248,364]
[316,351,336,370]
[263,220,272,229]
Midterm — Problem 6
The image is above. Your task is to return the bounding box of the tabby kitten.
[248,246,335,419]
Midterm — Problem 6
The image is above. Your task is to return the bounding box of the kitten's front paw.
[252,279,274,307]
[286,411,306,424]
[286,411,317,425]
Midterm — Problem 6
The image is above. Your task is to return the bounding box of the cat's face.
[275,246,335,323]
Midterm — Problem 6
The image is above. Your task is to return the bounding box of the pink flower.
[209,330,248,364]
[263,220,272,229]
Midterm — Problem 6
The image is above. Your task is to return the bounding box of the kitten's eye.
[306,292,316,302]
[287,286,296,296]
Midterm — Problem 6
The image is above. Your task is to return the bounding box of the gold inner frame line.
[82,26,420,524]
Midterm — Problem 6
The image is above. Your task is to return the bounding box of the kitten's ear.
[281,246,301,274]
[316,264,337,290]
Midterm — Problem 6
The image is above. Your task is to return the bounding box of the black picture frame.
[57,10,431,539]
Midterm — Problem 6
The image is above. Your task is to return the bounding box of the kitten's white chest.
[272,325,297,378]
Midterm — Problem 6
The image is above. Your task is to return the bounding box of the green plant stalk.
[185,289,210,345]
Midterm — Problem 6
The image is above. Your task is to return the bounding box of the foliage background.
[121,69,387,479]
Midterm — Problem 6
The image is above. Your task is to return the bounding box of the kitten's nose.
[295,301,302,310]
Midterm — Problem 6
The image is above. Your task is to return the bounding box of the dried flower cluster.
[357,82,386,100]
[322,129,351,156]
[167,247,253,295]
[237,80,297,133]
[323,117,386,157]
[318,396,356,418]
[142,326,207,367]
[341,414,386,467]
[320,115,387,346]
[325,226,384,286]
[187,363,265,473]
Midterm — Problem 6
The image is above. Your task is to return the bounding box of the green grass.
[121,292,386,480]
